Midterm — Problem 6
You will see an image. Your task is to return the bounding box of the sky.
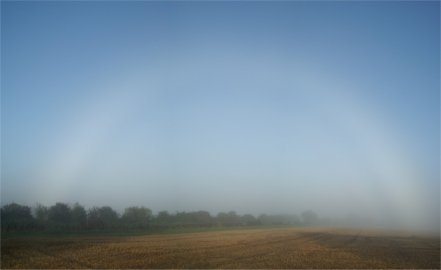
[1,2,439,232]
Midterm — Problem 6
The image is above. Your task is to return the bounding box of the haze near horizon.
[1,2,439,232]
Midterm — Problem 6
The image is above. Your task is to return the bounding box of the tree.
[122,206,152,229]
[288,214,301,226]
[87,206,119,230]
[217,211,239,226]
[33,203,48,229]
[34,204,48,221]
[48,203,71,229]
[87,207,102,229]
[71,203,87,229]
[193,211,212,226]
[301,210,319,226]
[156,211,172,225]
[258,214,270,225]
[175,212,190,226]
[1,203,34,231]
[240,214,259,226]
[99,206,119,228]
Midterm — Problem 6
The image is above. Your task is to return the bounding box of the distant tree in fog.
[1,201,325,232]
[240,214,259,226]
[301,210,319,226]
[101,206,119,228]
[1,203,34,231]
[34,203,48,225]
[217,211,240,226]
[193,211,212,226]
[122,206,152,229]
[156,211,172,224]
[48,203,71,228]
[257,214,300,225]
[71,203,87,229]
[87,206,119,229]
[87,207,102,229]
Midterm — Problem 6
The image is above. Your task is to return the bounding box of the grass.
[2,227,440,269]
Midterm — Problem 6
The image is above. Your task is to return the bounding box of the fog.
[2,2,439,234]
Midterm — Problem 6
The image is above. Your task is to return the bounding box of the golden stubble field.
[1,227,440,269]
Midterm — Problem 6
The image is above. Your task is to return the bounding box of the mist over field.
[1,2,440,234]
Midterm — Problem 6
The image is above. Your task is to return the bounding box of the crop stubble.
[1,227,439,269]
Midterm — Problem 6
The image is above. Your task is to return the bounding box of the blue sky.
[1,2,439,230]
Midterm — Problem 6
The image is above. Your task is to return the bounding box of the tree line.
[1,202,323,232]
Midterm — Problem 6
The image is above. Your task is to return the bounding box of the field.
[1,227,440,269]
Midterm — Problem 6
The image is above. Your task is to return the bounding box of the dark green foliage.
[71,203,87,229]
[171,211,213,227]
[156,211,171,225]
[121,206,152,229]
[48,203,71,229]
[87,206,119,229]
[1,202,321,233]
[240,214,260,226]
[34,204,48,223]
[1,203,35,231]
[217,211,241,226]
